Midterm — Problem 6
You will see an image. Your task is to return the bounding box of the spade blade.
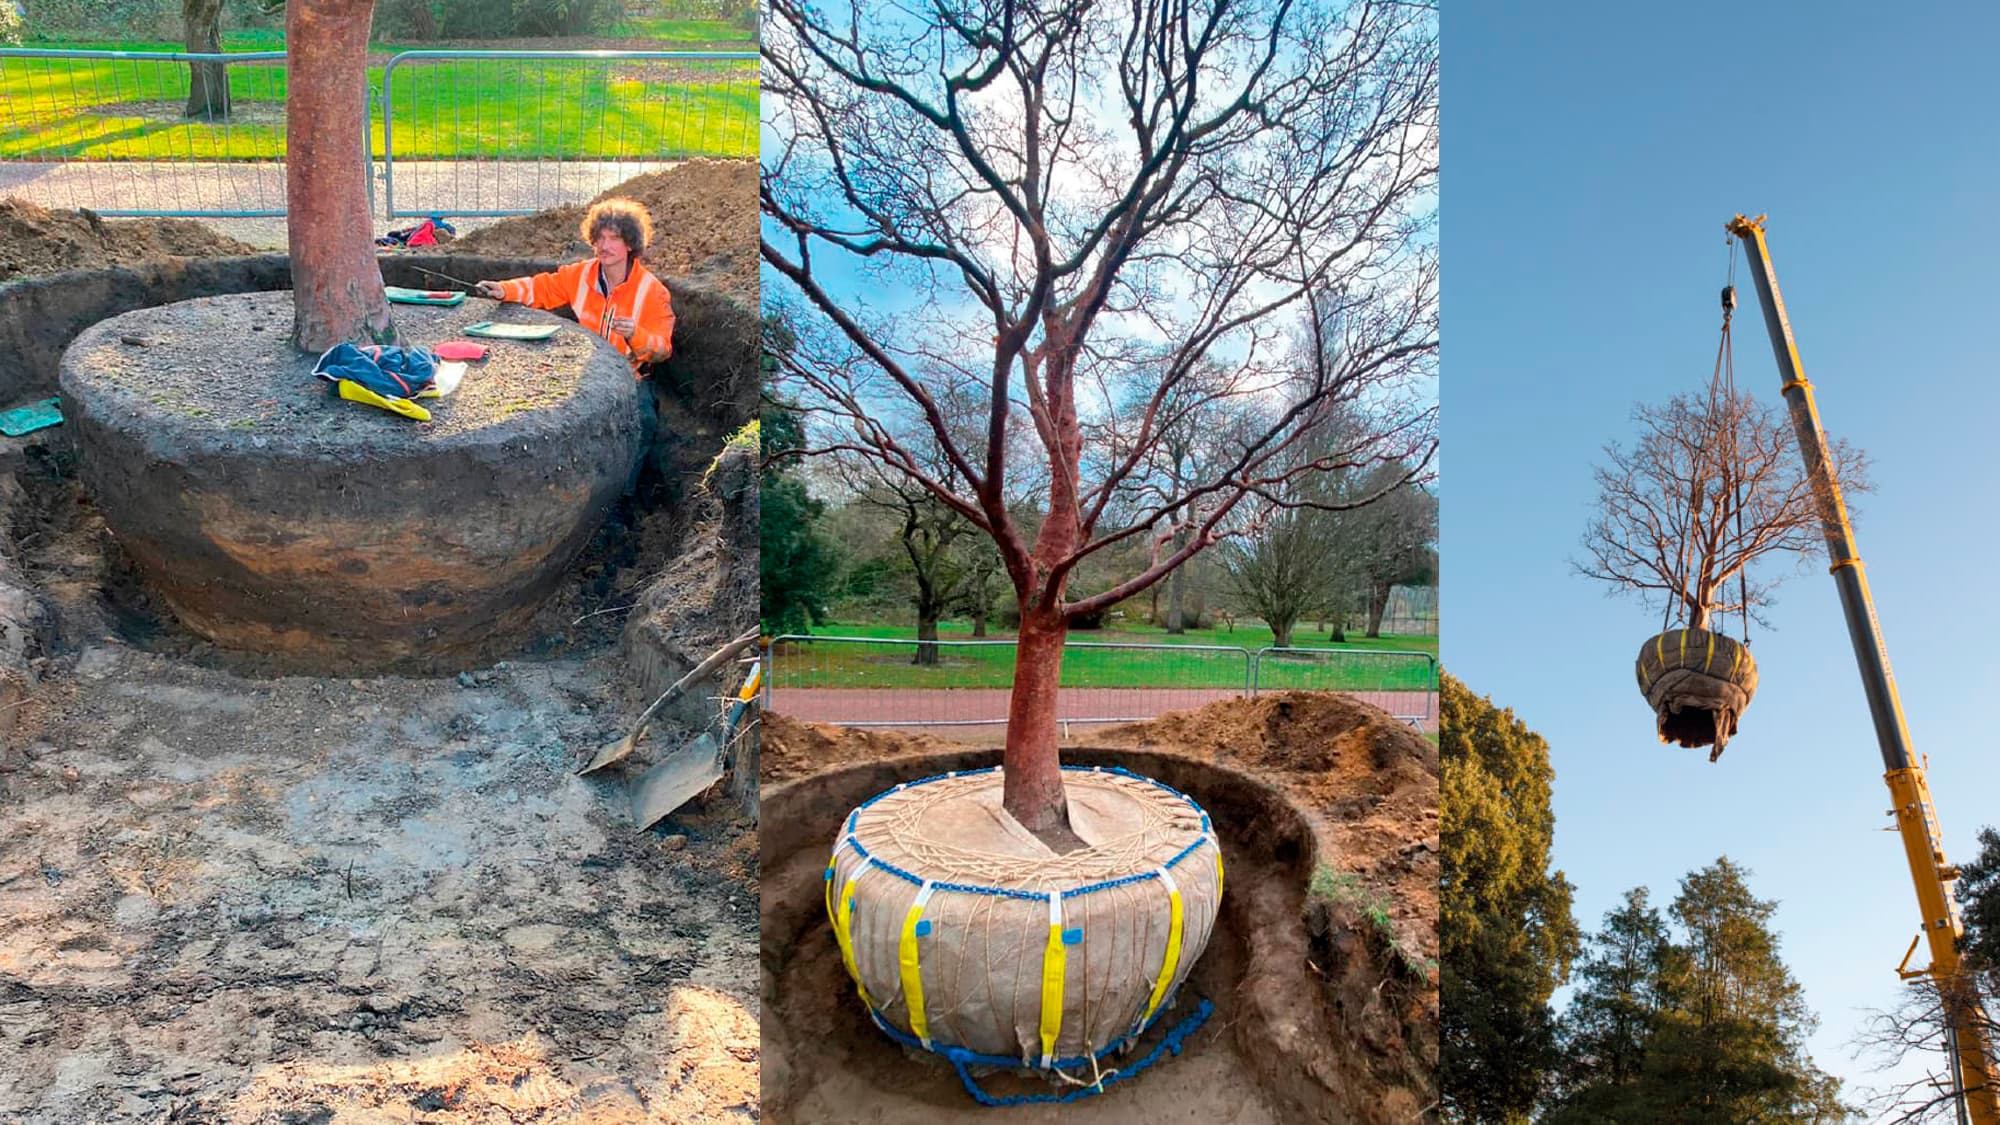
[629,734,723,831]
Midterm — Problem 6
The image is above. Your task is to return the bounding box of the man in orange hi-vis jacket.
[475,197,674,378]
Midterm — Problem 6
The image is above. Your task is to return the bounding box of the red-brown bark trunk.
[286,0,395,354]
[1002,607,1071,836]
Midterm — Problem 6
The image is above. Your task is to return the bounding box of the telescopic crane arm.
[1728,213,1999,1123]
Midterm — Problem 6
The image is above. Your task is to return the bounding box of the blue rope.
[942,999,1216,1107]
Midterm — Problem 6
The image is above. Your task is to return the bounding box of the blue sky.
[1444,0,2000,1110]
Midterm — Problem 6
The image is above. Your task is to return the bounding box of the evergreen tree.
[1959,826,2000,971]
[1440,675,1581,1122]
[760,398,839,634]
[1547,888,1675,1122]
[1547,859,1849,1124]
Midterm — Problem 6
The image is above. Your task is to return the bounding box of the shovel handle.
[624,628,761,739]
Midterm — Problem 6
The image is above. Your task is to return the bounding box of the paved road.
[770,687,1440,734]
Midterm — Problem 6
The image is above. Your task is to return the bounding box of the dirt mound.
[0,199,257,283]
[1101,693,1438,965]
[444,160,756,300]
[1102,691,1438,809]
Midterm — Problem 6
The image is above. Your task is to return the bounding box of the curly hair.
[580,198,653,260]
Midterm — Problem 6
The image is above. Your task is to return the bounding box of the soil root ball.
[58,292,638,671]
[829,765,1222,1069]
[1635,627,1759,757]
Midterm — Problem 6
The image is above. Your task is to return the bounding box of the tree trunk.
[1367,581,1391,638]
[971,609,987,637]
[286,0,396,354]
[1165,526,1187,634]
[912,611,940,666]
[1272,616,1295,649]
[183,0,230,120]
[1002,607,1072,837]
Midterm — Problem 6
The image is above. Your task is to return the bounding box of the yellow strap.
[1039,893,1066,1067]
[1730,645,1742,680]
[1139,869,1185,1028]
[834,871,872,1008]
[899,883,934,1046]
[1214,843,1226,901]
[1655,633,1666,668]
[1676,629,1686,665]
[1702,631,1714,673]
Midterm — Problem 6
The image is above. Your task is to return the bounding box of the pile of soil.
[444,161,757,301]
[0,199,257,283]
[1102,693,1440,963]
[760,693,1441,1123]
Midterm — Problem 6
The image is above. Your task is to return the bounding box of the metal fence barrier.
[765,634,1440,735]
[0,46,757,219]
[380,49,756,217]
[0,48,290,216]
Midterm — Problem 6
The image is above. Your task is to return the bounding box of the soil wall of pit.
[762,749,1426,1124]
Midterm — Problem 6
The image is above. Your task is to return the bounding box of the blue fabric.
[313,343,438,401]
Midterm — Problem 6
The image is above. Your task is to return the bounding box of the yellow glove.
[337,379,431,422]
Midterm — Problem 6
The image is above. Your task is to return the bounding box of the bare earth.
[0,649,758,1123]
[0,168,763,1122]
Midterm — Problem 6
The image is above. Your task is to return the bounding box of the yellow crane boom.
[1728,213,1999,1123]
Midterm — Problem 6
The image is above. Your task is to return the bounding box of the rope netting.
[825,765,1224,1101]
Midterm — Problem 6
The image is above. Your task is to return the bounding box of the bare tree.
[1575,387,1867,633]
[762,0,1438,835]
[1857,970,2000,1124]
[841,457,975,665]
[287,0,396,353]
[1219,502,1342,648]
[1349,466,1436,637]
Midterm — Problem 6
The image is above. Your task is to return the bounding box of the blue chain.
[944,999,1215,1107]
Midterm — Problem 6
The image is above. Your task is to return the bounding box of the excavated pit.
[61,292,636,670]
[761,746,1432,1125]
[1,255,758,679]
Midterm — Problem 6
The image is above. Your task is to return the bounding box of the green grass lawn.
[1,30,755,160]
[769,620,1439,692]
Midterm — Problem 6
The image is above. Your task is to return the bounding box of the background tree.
[1544,859,1849,1124]
[1856,827,2000,1123]
[287,0,395,352]
[840,458,975,665]
[760,401,840,635]
[1440,675,1580,1123]
[1350,466,1438,637]
[1547,889,1676,1121]
[1574,388,1867,633]
[764,0,1438,834]
[1218,493,1344,648]
[183,0,230,119]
